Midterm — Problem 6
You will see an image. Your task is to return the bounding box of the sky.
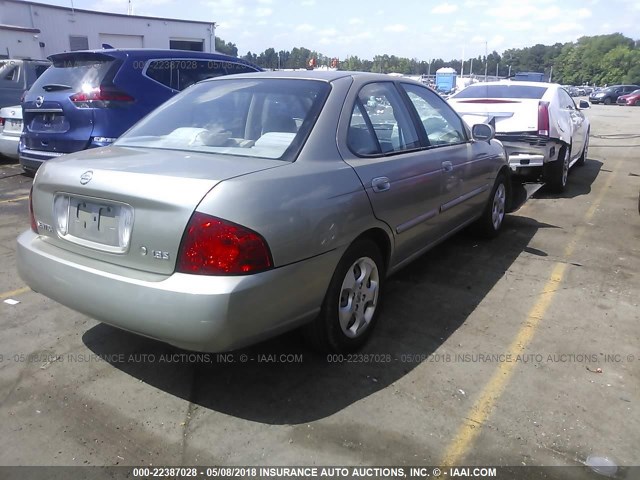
[36,0,640,61]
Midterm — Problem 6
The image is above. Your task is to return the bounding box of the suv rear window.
[453,84,548,99]
[30,53,118,92]
[145,59,258,91]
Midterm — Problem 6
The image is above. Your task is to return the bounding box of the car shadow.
[83,215,556,425]
[536,158,603,199]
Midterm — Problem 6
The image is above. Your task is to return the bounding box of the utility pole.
[496,62,499,79]
[484,41,488,82]
[549,65,553,82]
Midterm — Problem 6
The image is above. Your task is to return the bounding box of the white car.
[448,81,590,192]
[0,105,22,160]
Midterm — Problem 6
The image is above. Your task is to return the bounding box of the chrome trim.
[24,108,64,113]
[20,148,65,157]
[396,208,439,234]
[440,184,490,213]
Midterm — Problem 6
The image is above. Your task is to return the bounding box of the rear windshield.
[116,78,330,161]
[30,54,118,92]
[453,84,548,100]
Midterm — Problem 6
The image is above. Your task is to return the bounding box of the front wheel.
[304,238,384,352]
[471,173,507,238]
[603,97,612,105]
[545,145,570,193]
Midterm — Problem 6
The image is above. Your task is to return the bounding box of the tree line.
[214,33,640,85]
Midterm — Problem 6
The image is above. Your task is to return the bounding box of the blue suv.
[19,49,261,173]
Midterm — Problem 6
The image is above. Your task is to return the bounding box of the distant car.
[19,49,261,174]
[0,105,22,159]
[589,85,640,105]
[18,71,511,353]
[617,89,640,106]
[449,81,590,192]
[0,59,50,108]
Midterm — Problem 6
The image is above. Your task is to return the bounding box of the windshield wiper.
[41,84,73,92]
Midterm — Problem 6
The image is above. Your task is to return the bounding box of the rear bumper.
[0,133,19,159]
[494,135,561,174]
[17,230,340,352]
[19,148,65,171]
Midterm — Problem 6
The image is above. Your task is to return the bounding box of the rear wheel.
[471,173,507,238]
[305,238,384,352]
[545,145,570,193]
[576,131,589,167]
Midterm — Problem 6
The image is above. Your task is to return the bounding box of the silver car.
[18,71,510,353]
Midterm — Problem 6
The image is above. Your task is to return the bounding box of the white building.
[0,0,216,59]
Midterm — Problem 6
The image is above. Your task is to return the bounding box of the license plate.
[4,118,22,132]
[55,194,134,253]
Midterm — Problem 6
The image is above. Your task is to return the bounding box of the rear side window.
[453,84,548,99]
[348,82,420,156]
[145,59,258,91]
[30,55,118,92]
[0,61,20,83]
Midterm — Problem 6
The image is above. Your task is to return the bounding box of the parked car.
[0,105,22,159]
[589,85,640,105]
[562,85,579,97]
[19,49,261,174]
[18,71,511,353]
[617,89,640,106]
[0,59,50,108]
[448,81,590,192]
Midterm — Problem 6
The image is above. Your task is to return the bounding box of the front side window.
[557,89,576,109]
[116,78,329,161]
[401,83,467,147]
[347,82,420,156]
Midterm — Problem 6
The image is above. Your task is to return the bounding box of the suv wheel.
[603,97,612,105]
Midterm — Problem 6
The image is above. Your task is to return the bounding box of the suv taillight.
[29,186,38,233]
[70,86,134,108]
[177,213,273,275]
[538,101,550,136]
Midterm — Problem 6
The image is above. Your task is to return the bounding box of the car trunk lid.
[451,98,543,133]
[31,146,286,275]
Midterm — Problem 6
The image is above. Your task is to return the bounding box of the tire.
[304,238,384,353]
[471,173,507,238]
[603,97,612,105]
[22,167,35,178]
[544,145,570,193]
[576,131,589,167]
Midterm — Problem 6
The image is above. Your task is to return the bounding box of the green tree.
[215,37,238,57]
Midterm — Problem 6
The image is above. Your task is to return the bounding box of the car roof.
[47,49,259,66]
[465,80,559,88]
[200,70,424,84]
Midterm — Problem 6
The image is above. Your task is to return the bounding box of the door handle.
[442,161,453,172]
[371,177,390,193]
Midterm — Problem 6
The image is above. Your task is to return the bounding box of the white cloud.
[300,0,316,5]
[384,24,408,33]
[549,22,581,33]
[257,0,272,3]
[432,3,459,14]
[256,7,272,16]
[349,18,364,25]
[577,8,592,18]
[295,23,315,32]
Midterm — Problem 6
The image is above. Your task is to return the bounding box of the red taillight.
[538,101,550,136]
[176,213,273,275]
[70,87,134,108]
[29,186,38,233]
[0,117,4,129]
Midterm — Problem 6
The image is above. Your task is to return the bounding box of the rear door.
[339,81,446,262]
[22,52,123,155]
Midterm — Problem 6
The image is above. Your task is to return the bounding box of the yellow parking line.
[440,161,619,467]
[0,195,29,205]
[0,286,30,301]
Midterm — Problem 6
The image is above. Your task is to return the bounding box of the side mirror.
[471,123,495,142]
[579,100,590,109]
